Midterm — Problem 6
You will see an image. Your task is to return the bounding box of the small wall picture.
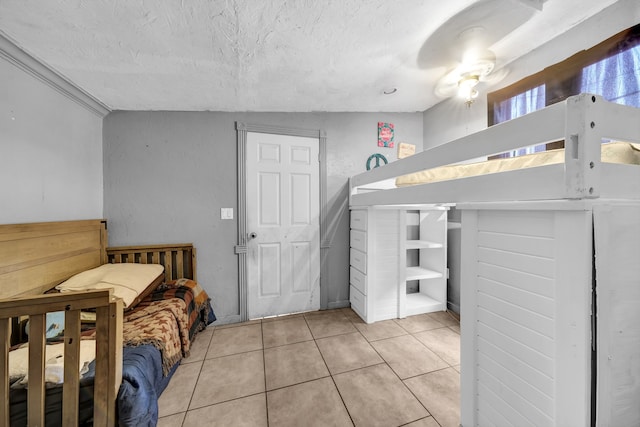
[398,142,415,159]
[378,122,394,148]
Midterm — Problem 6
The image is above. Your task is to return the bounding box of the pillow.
[56,263,164,309]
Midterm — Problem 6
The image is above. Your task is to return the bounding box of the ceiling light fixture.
[458,74,480,106]
[434,24,505,107]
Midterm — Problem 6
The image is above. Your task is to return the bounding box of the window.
[488,24,640,157]
[581,45,640,108]
[492,85,546,156]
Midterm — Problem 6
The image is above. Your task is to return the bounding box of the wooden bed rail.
[106,243,196,281]
[0,290,123,427]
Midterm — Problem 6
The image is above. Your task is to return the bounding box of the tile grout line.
[260,321,270,427]
[304,312,356,426]
[180,327,215,426]
[362,322,436,424]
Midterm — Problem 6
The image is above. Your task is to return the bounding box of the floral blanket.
[122,298,186,375]
[89,279,215,376]
[147,278,214,341]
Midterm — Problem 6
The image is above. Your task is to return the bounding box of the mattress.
[395,141,640,187]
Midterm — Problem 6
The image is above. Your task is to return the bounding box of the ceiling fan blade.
[479,67,509,85]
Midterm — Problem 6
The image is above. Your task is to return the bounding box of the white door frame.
[236,122,328,322]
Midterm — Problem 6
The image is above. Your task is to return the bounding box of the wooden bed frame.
[346,94,640,426]
[0,219,196,427]
[107,243,196,282]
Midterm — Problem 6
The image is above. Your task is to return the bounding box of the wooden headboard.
[106,243,196,281]
[0,220,107,298]
[0,219,196,300]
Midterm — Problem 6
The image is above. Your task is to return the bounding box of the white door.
[246,132,320,319]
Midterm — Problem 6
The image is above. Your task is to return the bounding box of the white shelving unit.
[400,207,448,318]
[349,204,449,323]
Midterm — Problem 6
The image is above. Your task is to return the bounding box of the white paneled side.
[291,241,311,293]
[369,209,400,322]
[259,243,281,297]
[477,330,554,400]
[477,353,553,426]
[476,287,554,338]
[477,382,536,427]
[477,246,554,277]
[594,204,640,427]
[475,209,556,426]
[476,263,554,299]
[397,211,407,318]
[478,342,554,414]
[477,210,555,238]
[460,210,479,427]
[553,210,592,427]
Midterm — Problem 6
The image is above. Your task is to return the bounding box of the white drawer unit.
[349,285,366,319]
[350,209,368,231]
[349,205,449,323]
[349,248,367,274]
[349,266,367,295]
[349,229,367,253]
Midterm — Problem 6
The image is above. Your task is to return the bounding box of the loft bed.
[350,94,640,205]
[347,94,640,426]
[0,220,215,426]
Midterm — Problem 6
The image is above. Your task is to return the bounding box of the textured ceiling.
[0,0,623,112]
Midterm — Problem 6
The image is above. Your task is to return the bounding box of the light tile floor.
[158,308,460,427]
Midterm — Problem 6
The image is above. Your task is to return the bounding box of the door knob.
[249,232,258,239]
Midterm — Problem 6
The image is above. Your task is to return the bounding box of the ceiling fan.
[434,26,508,105]
[418,0,544,105]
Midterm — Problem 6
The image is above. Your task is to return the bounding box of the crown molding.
[0,32,110,118]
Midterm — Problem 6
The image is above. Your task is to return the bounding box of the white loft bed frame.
[347,94,640,427]
[349,93,640,206]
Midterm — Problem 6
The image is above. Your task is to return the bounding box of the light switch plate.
[221,208,234,220]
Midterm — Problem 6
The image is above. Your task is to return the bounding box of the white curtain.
[492,44,639,158]
[493,85,546,157]
[580,45,640,108]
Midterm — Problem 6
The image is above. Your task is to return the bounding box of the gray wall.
[103,112,423,322]
[0,52,104,224]
[423,0,640,314]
